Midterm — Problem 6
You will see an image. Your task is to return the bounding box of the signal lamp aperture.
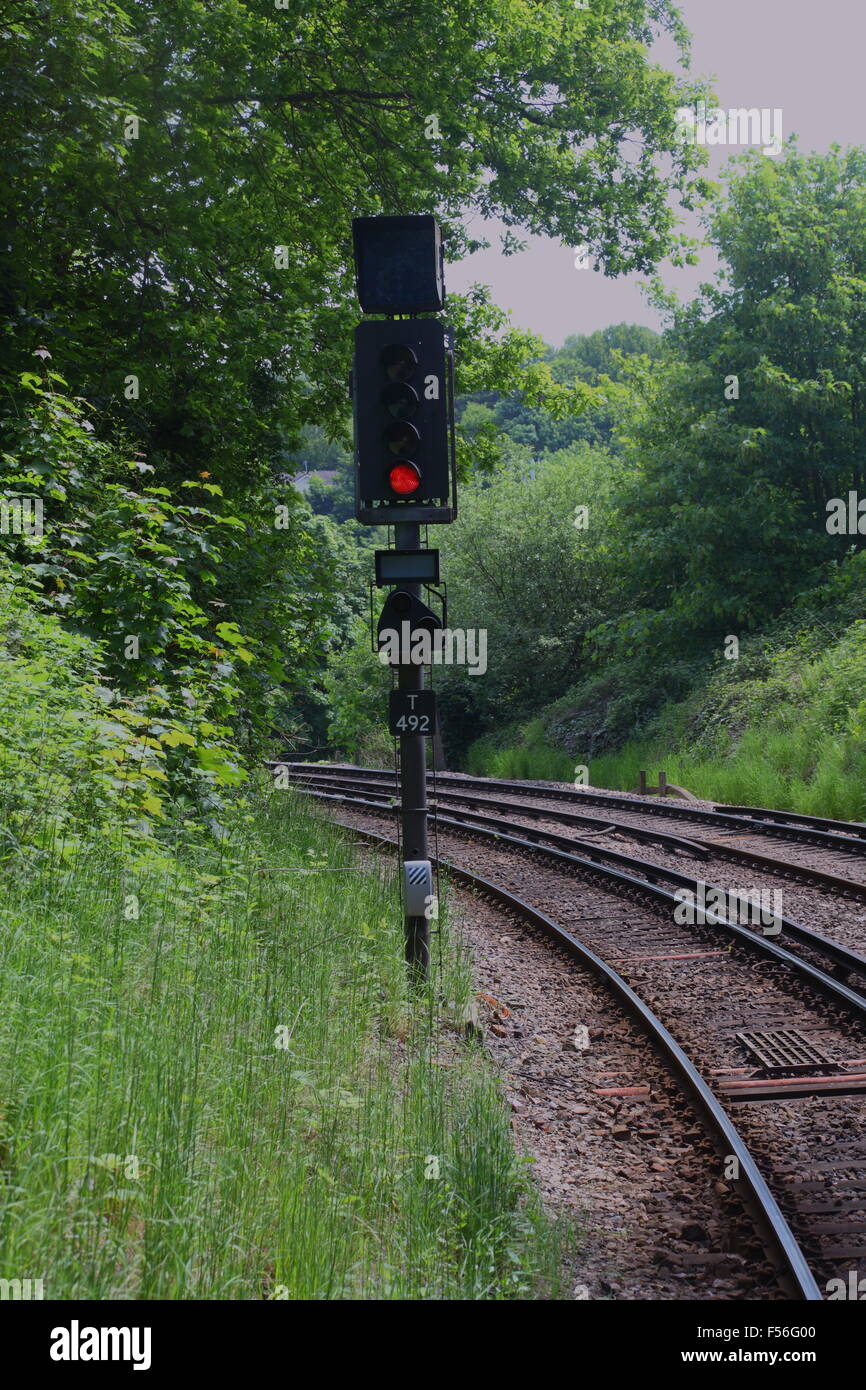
[381,381,419,420]
[388,462,422,495]
[384,420,420,456]
[381,343,417,382]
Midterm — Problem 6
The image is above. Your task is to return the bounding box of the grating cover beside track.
[737,1028,838,1075]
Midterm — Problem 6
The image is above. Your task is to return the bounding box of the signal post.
[351,216,457,978]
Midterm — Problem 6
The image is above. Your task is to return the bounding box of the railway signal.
[352,318,456,524]
[351,213,458,977]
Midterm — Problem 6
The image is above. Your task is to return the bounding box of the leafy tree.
[546,324,663,388]
[0,555,172,858]
[456,323,663,463]
[606,143,866,663]
[434,444,618,758]
[284,426,351,474]
[2,0,718,780]
[0,372,348,796]
[2,0,709,486]
[304,455,358,524]
[323,617,391,765]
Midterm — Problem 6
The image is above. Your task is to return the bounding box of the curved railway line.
[280,761,866,1302]
[280,763,866,899]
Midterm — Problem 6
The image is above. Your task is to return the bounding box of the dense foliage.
[605,144,866,665]
[0,373,346,815]
[1,0,710,811]
[5,0,866,1307]
[324,145,866,806]
[2,0,707,481]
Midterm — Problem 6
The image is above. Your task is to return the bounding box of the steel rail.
[279,765,866,903]
[295,785,866,1019]
[280,763,866,855]
[716,804,866,839]
[419,797,866,984]
[285,776,866,988]
[276,769,712,859]
[339,820,823,1301]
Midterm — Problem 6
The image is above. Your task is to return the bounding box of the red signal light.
[388,462,421,495]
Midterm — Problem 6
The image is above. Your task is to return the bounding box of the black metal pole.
[394,519,429,977]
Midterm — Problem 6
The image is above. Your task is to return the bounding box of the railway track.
[331,795,866,982]
[281,762,866,1301]
[442,769,866,854]
[279,763,866,903]
[276,763,866,848]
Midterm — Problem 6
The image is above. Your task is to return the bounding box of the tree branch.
[201,88,412,108]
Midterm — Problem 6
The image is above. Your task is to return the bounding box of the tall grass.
[590,623,866,818]
[590,726,866,819]
[467,727,574,783]
[0,786,563,1299]
[470,722,866,820]
[466,621,866,821]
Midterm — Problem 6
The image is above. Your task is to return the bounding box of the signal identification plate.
[389,690,437,737]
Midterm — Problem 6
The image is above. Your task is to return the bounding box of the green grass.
[589,622,866,818]
[0,784,565,1299]
[471,720,866,820]
[465,620,866,822]
[467,724,575,783]
[589,725,866,819]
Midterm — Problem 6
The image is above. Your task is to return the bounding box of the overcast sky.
[448,0,866,345]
